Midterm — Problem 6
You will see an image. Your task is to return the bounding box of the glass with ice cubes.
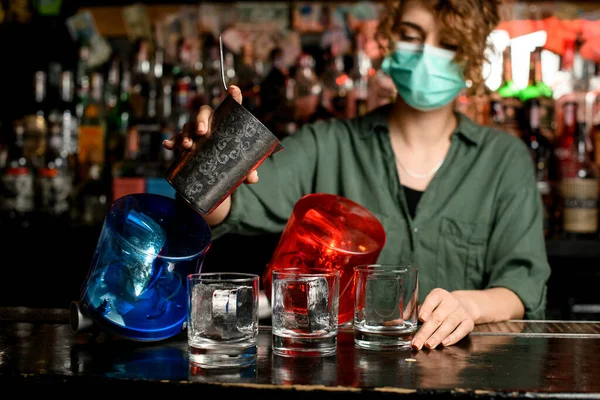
[187,273,260,369]
[72,193,211,342]
[353,264,418,350]
[271,268,340,357]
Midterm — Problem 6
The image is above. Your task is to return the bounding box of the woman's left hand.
[411,288,475,350]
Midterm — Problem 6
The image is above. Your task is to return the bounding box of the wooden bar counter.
[1,307,599,399]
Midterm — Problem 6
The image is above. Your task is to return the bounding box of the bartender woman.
[164,0,550,351]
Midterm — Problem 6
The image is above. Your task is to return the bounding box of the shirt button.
[413,228,419,233]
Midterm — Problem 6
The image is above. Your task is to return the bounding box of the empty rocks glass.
[353,264,419,350]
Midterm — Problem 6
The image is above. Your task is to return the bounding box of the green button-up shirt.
[212,105,551,320]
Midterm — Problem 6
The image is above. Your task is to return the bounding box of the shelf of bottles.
[0,3,391,230]
[458,37,600,242]
[2,2,600,244]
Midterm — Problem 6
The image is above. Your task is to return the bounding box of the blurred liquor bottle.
[188,39,207,126]
[130,39,152,123]
[321,47,354,119]
[135,45,163,170]
[74,70,109,225]
[490,46,522,137]
[147,76,177,200]
[554,37,585,137]
[590,63,600,171]
[105,57,124,168]
[45,63,64,157]
[36,66,75,225]
[158,78,176,173]
[554,40,600,239]
[78,72,105,181]
[58,70,78,173]
[76,148,108,226]
[0,120,35,229]
[559,118,600,239]
[105,59,134,172]
[36,105,73,226]
[349,36,372,118]
[271,76,298,139]
[555,101,579,180]
[237,42,262,115]
[75,44,91,120]
[171,39,194,131]
[293,53,323,125]
[112,127,145,202]
[523,99,554,237]
[24,71,49,170]
[520,47,555,142]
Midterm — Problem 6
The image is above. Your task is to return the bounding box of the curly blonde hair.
[377,0,501,86]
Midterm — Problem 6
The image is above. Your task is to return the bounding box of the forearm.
[203,196,231,226]
[451,288,525,325]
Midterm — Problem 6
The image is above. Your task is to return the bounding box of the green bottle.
[491,46,522,137]
[520,47,553,102]
[498,46,521,99]
[520,47,555,140]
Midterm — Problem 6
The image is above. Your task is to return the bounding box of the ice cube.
[125,260,155,298]
[273,279,309,331]
[235,285,256,335]
[121,210,166,297]
[307,277,331,333]
[191,283,213,334]
[272,280,286,328]
[212,287,238,334]
[208,285,254,340]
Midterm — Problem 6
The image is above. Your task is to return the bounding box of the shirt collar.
[360,105,481,147]
[453,113,481,146]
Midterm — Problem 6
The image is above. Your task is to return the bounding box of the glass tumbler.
[271,268,340,357]
[353,264,419,350]
[187,273,260,369]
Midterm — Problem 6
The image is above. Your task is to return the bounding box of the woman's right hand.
[162,84,259,185]
[162,85,258,225]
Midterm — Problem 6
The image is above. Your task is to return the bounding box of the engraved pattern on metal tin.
[170,95,277,212]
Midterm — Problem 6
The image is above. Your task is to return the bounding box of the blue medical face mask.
[381,41,466,112]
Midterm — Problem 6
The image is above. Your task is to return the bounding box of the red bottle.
[555,101,578,179]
